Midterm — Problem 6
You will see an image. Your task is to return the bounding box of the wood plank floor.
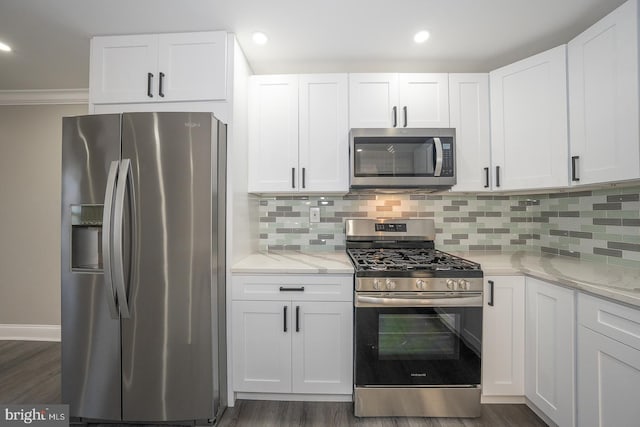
[0,341,547,426]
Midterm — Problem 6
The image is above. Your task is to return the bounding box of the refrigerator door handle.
[113,158,134,318]
[102,160,120,319]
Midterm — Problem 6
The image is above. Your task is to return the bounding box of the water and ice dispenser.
[70,205,103,271]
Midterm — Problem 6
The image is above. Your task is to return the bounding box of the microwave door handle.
[433,137,443,177]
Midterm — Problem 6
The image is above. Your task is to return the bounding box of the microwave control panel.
[441,142,454,177]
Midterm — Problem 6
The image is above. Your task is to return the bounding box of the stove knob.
[373,279,382,290]
[459,279,470,290]
[446,279,457,290]
[416,279,426,290]
[386,279,396,290]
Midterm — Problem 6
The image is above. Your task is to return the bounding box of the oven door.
[354,292,482,387]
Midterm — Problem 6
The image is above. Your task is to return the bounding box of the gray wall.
[0,104,87,325]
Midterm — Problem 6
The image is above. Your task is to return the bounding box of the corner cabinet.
[248,74,349,193]
[349,73,449,128]
[90,32,228,104]
[577,293,640,427]
[568,0,640,185]
[525,277,575,427]
[231,274,353,397]
[482,276,525,398]
[449,74,492,192]
[490,45,569,191]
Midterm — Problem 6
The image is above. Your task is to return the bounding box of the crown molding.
[0,89,89,105]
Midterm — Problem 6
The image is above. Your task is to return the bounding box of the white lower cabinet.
[231,274,353,396]
[525,277,575,427]
[482,276,525,397]
[577,293,640,427]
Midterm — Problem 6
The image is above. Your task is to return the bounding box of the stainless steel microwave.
[349,128,456,190]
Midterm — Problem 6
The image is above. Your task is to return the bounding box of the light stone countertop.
[231,251,354,274]
[456,251,640,308]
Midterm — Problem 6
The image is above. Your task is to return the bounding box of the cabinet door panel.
[449,74,491,192]
[577,325,640,427]
[248,75,299,192]
[490,45,568,190]
[298,74,349,192]
[157,32,227,102]
[90,35,158,103]
[399,74,449,127]
[568,0,639,185]
[349,74,398,128]
[482,276,525,396]
[232,301,292,393]
[291,302,353,394]
[525,278,575,427]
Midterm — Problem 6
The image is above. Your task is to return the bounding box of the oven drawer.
[232,274,353,302]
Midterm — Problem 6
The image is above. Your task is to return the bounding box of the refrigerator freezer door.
[61,114,122,420]
[120,112,215,422]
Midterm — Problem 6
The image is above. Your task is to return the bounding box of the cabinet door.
[349,74,399,128]
[298,74,349,193]
[291,302,353,394]
[398,74,450,128]
[157,32,227,102]
[89,35,158,104]
[490,45,569,190]
[577,325,640,427]
[525,278,575,427]
[482,276,525,396]
[232,301,292,393]
[248,75,299,192]
[449,74,491,192]
[568,0,639,185]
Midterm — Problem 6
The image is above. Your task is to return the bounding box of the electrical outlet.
[309,207,320,223]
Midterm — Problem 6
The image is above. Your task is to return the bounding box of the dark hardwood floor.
[0,341,547,426]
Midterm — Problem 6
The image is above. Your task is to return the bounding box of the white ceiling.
[0,0,627,90]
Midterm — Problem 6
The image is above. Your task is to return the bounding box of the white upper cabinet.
[248,74,349,193]
[490,45,569,191]
[568,0,640,185]
[449,74,492,192]
[90,31,227,104]
[349,73,449,128]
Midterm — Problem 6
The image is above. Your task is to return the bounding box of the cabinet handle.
[159,72,165,98]
[484,167,490,188]
[147,73,153,98]
[571,156,580,182]
[283,305,288,332]
[488,280,494,306]
[495,166,501,188]
[302,168,306,189]
[291,167,295,189]
[279,286,305,292]
[296,305,300,332]
[392,106,397,127]
[403,106,408,128]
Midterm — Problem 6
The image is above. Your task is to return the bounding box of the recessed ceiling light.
[0,41,12,52]
[413,30,431,44]
[252,32,268,45]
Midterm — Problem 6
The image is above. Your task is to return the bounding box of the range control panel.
[374,223,407,233]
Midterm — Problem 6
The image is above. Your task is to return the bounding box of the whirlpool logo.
[1,405,68,426]
[411,372,427,377]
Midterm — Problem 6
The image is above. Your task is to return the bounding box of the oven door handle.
[355,294,483,308]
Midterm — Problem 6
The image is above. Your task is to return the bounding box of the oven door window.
[355,306,482,386]
[353,137,436,177]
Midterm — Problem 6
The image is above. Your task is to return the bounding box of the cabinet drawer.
[232,274,353,302]
[578,293,640,351]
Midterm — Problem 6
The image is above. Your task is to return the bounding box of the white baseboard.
[0,324,61,341]
[481,395,526,404]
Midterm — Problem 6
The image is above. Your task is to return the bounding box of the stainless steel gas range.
[346,218,484,418]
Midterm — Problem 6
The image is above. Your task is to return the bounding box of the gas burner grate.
[347,248,481,272]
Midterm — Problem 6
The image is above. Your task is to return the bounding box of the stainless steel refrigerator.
[61,112,226,425]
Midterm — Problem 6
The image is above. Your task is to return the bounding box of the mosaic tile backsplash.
[258,186,640,266]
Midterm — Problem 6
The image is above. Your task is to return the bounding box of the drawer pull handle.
[279,286,305,292]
